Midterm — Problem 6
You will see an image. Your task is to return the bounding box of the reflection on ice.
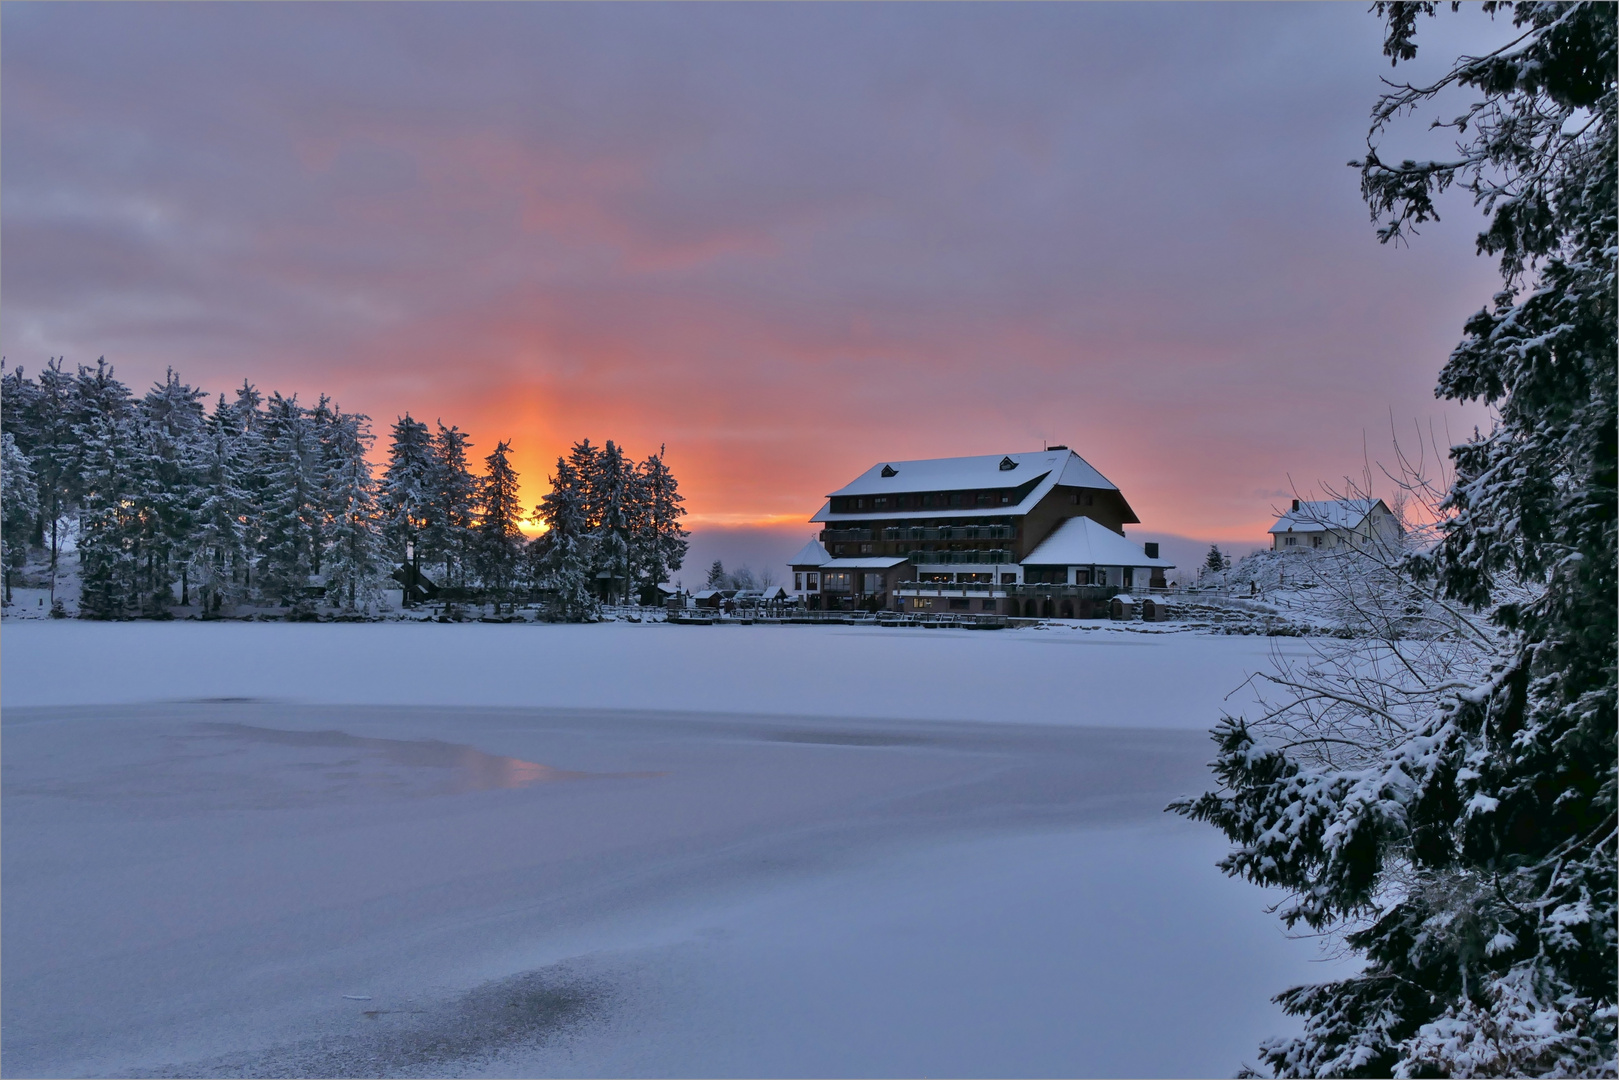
[197,723,591,794]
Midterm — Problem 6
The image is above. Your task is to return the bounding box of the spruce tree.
[137,370,207,610]
[256,393,319,609]
[637,446,688,604]
[593,440,634,604]
[425,422,476,591]
[381,414,433,602]
[74,410,139,618]
[189,395,251,614]
[320,409,382,613]
[1,433,40,603]
[1175,5,1616,1075]
[475,439,524,609]
[706,560,727,589]
[535,453,598,621]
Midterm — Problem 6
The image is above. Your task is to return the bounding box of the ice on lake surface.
[1,623,1342,1077]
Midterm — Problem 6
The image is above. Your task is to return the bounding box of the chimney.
[1291,498,1300,512]
[1143,542,1159,559]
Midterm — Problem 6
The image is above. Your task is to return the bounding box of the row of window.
[793,571,886,593]
[833,491,1017,513]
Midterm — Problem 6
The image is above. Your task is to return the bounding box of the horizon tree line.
[1,358,687,620]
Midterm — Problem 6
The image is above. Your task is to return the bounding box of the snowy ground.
[2,623,1342,1077]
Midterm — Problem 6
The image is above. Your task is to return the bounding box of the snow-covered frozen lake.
[2,622,1335,1077]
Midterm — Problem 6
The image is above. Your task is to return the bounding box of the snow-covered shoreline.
[0,619,1302,726]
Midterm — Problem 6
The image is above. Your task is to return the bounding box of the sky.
[2,2,1511,568]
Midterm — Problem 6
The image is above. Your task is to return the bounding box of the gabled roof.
[829,449,1116,498]
[1268,498,1389,535]
[812,448,1136,524]
[1020,515,1175,568]
[788,537,830,566]
[819,556,911,570]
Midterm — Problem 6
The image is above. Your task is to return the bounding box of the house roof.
[829,449,1115,497]
[812,448,1137,524]
[1268,498,1388,535]
[788,537,831,567]
[819,557,911,570]
[1020,515,1175,568]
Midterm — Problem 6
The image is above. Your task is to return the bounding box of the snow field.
[0,619,1303,726]
[1,623,1335,1077]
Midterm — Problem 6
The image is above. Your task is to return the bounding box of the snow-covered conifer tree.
[381,414,433,603]
[425,422,476,590]
[2,432,40,603]
[592,440,634,603]
[475,439,524,608]
[136,370,207,610]
[320,409,383,613]
[1176,6,1616,1075]
[74,410,140,618]
[636,446,688,604]
[256,393,320,609]
[535,453,597,621]
[188,395,251,613]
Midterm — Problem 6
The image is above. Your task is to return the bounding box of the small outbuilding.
[1110,594,1140,620]
[1140,595,1170,622]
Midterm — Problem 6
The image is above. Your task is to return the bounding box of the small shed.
[1110,594,1140,620]
[1140,595,1170,622]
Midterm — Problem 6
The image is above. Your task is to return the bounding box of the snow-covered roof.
[813,449,1135,524]
[829,449,1116,498]
[818,557,911,570]
[788,537,831,566]
[1020,516,1175,568]
[1268,498,1388,535]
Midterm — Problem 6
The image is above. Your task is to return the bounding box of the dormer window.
[999,456,1017,471]
[881,464,898,477]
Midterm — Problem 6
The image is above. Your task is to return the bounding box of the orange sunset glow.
[4,2,1499,570]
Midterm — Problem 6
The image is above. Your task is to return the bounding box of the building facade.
[1268,498,1399,552]
[789,448,1173,616]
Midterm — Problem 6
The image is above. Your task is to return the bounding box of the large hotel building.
[788,448,1173,618]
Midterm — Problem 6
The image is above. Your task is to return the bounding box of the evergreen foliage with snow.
[533,451,598,622]
[475,439,525,607]
[2,432,41,602]
[1175,5,1616,1075]
[4,380,680,622]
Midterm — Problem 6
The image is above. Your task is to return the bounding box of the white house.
[1269,498,1399,551]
